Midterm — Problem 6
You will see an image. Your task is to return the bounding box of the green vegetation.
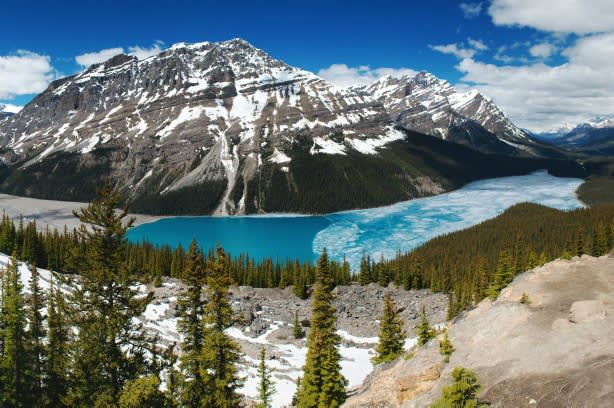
[431,367,487,408]
[257,347,275,408]
[416,306,435,346]
[373,293,406,364]
[246,130,585,214]
[577,176,614,207]
[439,332,455,363]
[519,293,531,305]
[368,202,614,317]
[293,310,305,339]
[295,249,348,407]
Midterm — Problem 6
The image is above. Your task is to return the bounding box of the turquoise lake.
[127,171,584,270]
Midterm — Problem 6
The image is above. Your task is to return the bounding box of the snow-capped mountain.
[0,39,559,215]
[533,116,614,155]
[363,73,535,154]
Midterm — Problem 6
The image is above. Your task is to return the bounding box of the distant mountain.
[362,73,551,156]
[533,116,614,155]
[0,39,577,215]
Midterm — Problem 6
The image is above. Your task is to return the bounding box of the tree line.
[360,202,614,317]
[0,213,352,299]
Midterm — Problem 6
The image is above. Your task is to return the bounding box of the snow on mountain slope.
[0,39,395,214]
[363,73,531,151]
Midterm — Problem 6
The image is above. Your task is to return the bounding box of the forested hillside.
[364,203,614,317]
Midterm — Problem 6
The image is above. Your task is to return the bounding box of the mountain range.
[532,116,614,156]
[0,39,581,215]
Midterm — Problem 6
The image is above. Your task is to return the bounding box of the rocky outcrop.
[344,254,614,407]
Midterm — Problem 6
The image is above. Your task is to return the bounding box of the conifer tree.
[45,281,70,408]
[416,305,434,346]
[293,310,304,339]
[199,247,244,407]
[177,240,208,408]
[373,293,406,364]
[439,332,455,363]
[296,249,347,407]
[577,226,586,257]
[27,264,46,404]
[592,222,608,256]
[431,367,486,408]
[256,347,275,408]
[66,182,159,406]
[358,255,370,286]
[118,375,171,408]
[0,254,31,407]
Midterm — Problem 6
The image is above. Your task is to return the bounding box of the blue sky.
[2,0,614,131]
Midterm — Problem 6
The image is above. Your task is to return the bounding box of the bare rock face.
[344,255,614,408]
[569,299,607,323]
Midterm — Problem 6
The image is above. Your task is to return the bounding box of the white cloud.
[76,42,165,68]
[468,38,488,51]
[318,64,418,88]
[430,43,477,59]
[127,41,165,60]
[529,42,556,58]
[0,50,56,99]
[460,2,483,19]
[455,32,614,131]
[489,0,614,34]
[75,47,124,67]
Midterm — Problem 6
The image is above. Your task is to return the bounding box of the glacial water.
[127,171,584,270]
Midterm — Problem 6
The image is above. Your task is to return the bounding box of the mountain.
[0,39,579,215]
[533,116,614,155]
[362,73,541,155]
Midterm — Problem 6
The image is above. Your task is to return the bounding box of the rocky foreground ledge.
[344,254,614,407]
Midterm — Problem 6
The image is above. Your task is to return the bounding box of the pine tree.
[577,226,586,257]
[256,347,275,408]
[293,310,304,339]
[431,367,486,408]
[199,247,244,407]
[439,332,455,363]
[118,375,171,408]
[416,305,434,346]
[296,249,347,407]
[373,293,406,364]
[358,255,370,286]
[592,222,608,256]
[0,254,31,407]
[177,240,208,408]
[45,281,70,408]
[65,182,160,406]
[27,264,46,404]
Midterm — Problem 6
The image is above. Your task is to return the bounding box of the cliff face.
[344,254,614,407]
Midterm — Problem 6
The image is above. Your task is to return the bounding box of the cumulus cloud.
[127,41,165,60]
[318,64,418,88]
[0,50,56,99]
[529,42,556,58]
[460,2,483,19]
[75,47,124,67]
[430,43,477,59]
[488,0,614,34]
[456,32,614,131]
[76,42,165,67]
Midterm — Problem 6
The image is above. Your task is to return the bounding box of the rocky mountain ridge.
[0,39,566,215]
